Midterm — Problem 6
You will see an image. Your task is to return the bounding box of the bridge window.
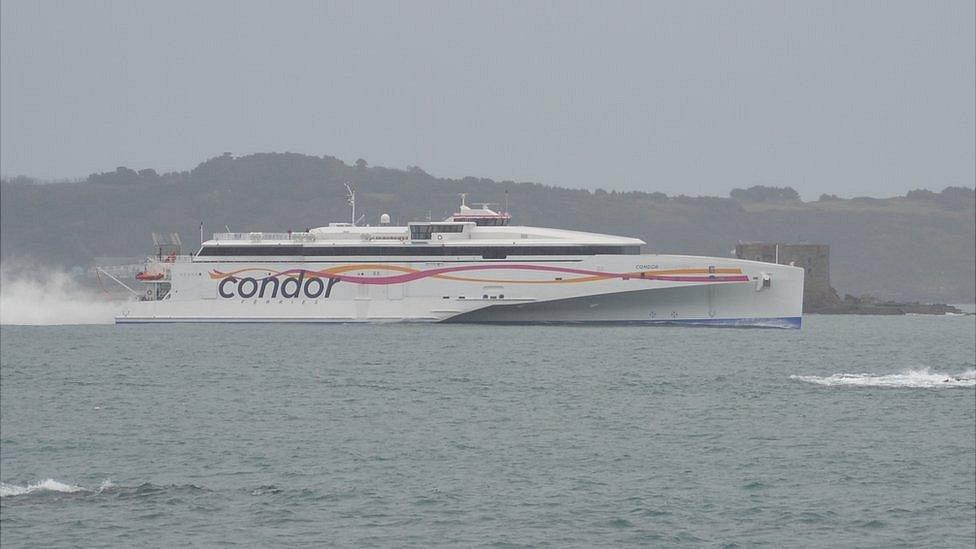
[430,224,463,233]
[409,225,432,240]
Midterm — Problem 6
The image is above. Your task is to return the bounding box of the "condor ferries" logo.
[218,271,340,299]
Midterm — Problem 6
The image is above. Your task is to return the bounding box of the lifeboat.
[135,272,164,281]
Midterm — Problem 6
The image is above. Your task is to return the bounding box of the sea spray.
[790,368,976,388]
[0,479,86,498]
[0,479,120,498]
[0,266,123,325]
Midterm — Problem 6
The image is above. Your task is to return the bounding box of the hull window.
[197,245,642,257]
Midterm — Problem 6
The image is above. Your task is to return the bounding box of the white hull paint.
[117,255,803,328]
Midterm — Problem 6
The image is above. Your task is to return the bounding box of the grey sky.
[1,1,973,199]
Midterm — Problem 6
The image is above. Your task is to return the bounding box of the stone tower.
[735,243,840,311]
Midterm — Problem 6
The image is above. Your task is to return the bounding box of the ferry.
[114,196,803,327]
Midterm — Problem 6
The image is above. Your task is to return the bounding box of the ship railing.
[363,234,409,241]
[213,232,318,242]
[146,254,195,264]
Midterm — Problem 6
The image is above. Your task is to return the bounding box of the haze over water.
[2,315,973,547]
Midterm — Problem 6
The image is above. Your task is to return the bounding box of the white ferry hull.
[116,255,803,328]
[444,284,801,328]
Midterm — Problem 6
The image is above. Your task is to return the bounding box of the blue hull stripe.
[118,316,802,328]
[447,316,802,329]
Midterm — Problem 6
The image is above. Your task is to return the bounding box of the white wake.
[0,479,89,498]
[0,267,123,325]
[0,479,117,498]
[791,368,976,388]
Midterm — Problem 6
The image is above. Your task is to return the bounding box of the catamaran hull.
[116,256,803,328]
[443,285,801,328]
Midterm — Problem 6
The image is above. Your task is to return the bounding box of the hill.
[2,152,973,303]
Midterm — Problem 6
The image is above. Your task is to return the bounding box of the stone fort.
[735,243,840,311]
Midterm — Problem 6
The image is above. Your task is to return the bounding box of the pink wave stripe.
[648,275,749,283]
[213,264,749,285]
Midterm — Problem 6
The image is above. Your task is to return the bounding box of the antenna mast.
[344,183,356,226]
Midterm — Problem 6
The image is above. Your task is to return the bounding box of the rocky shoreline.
[808,294,968,315]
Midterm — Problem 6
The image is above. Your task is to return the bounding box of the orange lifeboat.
[135,272,164,281]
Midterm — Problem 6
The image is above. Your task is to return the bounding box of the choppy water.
[1,315,974,547]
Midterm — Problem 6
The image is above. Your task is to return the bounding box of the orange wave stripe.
[208,264,743,285]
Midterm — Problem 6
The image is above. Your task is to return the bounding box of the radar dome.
[380,213,391,224]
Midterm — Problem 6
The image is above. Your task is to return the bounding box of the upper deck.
[195,201,645,259]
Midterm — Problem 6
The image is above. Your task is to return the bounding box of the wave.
[0,266,123,325]
[0,478,92,498]
[0,479,213,500]
[791,368,976,389]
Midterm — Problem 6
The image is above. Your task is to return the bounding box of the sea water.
[1,315,974,547]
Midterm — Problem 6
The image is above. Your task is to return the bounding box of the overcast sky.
[1,1,973,198]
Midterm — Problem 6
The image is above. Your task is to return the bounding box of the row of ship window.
[409,225,464,239]
[197,245,642,257]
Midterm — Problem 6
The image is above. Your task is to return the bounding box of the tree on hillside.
[87,166,139,185]
[938,186,975,201]
[935,186,976,210]
[905,189,937,200]
[729,185,800,202]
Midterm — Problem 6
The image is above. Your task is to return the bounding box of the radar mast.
[344,183,356,226]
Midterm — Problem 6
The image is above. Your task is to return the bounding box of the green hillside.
[2,153,973,303]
